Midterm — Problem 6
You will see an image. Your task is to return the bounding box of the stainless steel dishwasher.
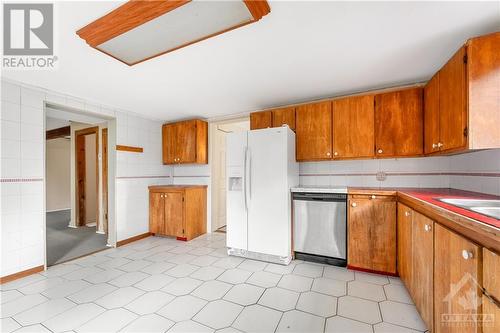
[292,191,347,266]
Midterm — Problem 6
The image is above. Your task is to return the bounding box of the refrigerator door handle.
[247,148,252,202]
[243,146,248,212]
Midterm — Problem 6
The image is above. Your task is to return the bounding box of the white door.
[247,128,289,257]
[226,132,248,250]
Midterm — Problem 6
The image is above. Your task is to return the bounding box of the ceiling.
[2,1,499,121]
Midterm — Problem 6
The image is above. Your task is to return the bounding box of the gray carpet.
[46,210,108,266]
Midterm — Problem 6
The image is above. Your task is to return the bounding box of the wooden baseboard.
[0,265,44,284]
[117,232,152,247]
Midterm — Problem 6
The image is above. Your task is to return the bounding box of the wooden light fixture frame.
[77,0,271,66]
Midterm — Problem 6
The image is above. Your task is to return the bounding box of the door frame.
[102,128,108,234]
[75,126,99,228]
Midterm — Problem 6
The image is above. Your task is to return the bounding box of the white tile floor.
[1,234,428,333]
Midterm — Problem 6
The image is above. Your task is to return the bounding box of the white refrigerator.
[226,126,298,265]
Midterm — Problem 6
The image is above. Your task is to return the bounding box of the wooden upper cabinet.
[271,107,296,130]
[333,95,374,159]
[424,73,440,154]
[348,194,397,274]
[412,211,434,332]
[295,101,333,161]
[482,248,500,333]
[250,111,272,130]
[162,119,207,165]
[439,46,467,152]
[434,224,481,333]
[375,88,423,157]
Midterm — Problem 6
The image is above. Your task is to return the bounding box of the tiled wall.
[1,79,172,277]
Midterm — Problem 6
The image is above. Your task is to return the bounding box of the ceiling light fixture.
[77,0,270,66]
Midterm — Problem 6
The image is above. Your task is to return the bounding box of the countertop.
[291,185,348,194]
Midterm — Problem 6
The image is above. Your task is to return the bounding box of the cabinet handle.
[432,143,437,149]
[437,142,443,148]
[370,195,376,199]
[377,149,383,154]
[462,250,473,260]
[351,202,357,207]
[424,224,432,232]
[334,152,338,156]
[405,211,410,217]
[326,152,331,157]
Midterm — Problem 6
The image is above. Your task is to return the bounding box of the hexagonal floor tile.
[191,280,232,301]
[246,271,281,288]
[167,320,214,333]
[238,259,267,272]
[323,266,355,282]
[157,295,207,322]
[384,284,413,304]
[379,301,427,331]
[232,305,282,333]
[258,287,299,311]
[190,266,225,281]
[312,277,346,297]
[264,263,295,275]
[374,322,420,333]
[161,277,203,296]
[325,316,372,333]
[217,269,252,285]
[337,295,381,324]
[348,280,386,302]
[296,291,337,317]
[276,310,324,332]
[354,271,389,285]
[278,274,312,292]
[292,263,324,278]
[223,284,264,306]
[193,300,243,329]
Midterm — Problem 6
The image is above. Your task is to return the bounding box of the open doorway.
[45,106,110,266]
[210,118,250,233]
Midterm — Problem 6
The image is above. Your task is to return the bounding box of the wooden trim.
[76,0,191,47]
[102,128,108,234]
[46,126,70,140]
[0,265,44,284]
[347,264,399,277]
[75,127,100,228]
[116,145,143,153]
[117,232,152,247]
[243,0,271,20]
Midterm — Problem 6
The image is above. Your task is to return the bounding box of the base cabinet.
[482,248,500,333]
[149,185,207,241]
[348,194,396,274]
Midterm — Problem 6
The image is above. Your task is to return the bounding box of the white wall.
[46,138,71,211]
[1,79,172,277]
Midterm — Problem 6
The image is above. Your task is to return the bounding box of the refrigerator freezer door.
[247,128,290,257]
[226,132,248,251]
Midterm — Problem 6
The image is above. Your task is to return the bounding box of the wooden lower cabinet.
[434,223,481,333]
[149,185,207,241]
[348,195,396,274]
[482,248,500,333]
[397,203,413,289]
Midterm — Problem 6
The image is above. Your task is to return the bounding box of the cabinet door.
[296,101,333,161]
[250,111,272,130]
[397,203,413,291]
[149,192,164,235]
[424,73,440,154]
[412,211,434,332]
[333,95,374,159]
[375,88,423,157]
[162,124,176,164]
[272,107,296,130]
[439,46,467,152]
[434,224,481,333]
[348,196,397,274]
[482,248,499,333]
[164,192,184,238]
[176,121,197,163]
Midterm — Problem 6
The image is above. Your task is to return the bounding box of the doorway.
[210,118,250,232]
[45,105,112,266]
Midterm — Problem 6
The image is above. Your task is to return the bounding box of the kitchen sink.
[437,198,500,219]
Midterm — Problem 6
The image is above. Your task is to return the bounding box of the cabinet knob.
[351,202,357,207]
[326,152,331,156]
[437,142,443,148]
[432,143,437,149]
[462,250,473,260]
[334,152,338,156]
[377,149,383,154]
[370,195,376,199]
[405,211,410,217]
[424,224,432,232]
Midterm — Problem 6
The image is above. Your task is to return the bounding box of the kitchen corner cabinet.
[271,107,296,130]
[482,248,500,333]
[250,111,272,130]
[162,119,208,165]
[333,95,375,159]
[434,224,481,333]
[149,185,207,241]
[375,87,423,157]
[424,32,500,154]
[296,101,333,161]
[348,194,396,274]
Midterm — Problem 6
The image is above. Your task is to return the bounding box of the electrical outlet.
[376,171,387,181]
